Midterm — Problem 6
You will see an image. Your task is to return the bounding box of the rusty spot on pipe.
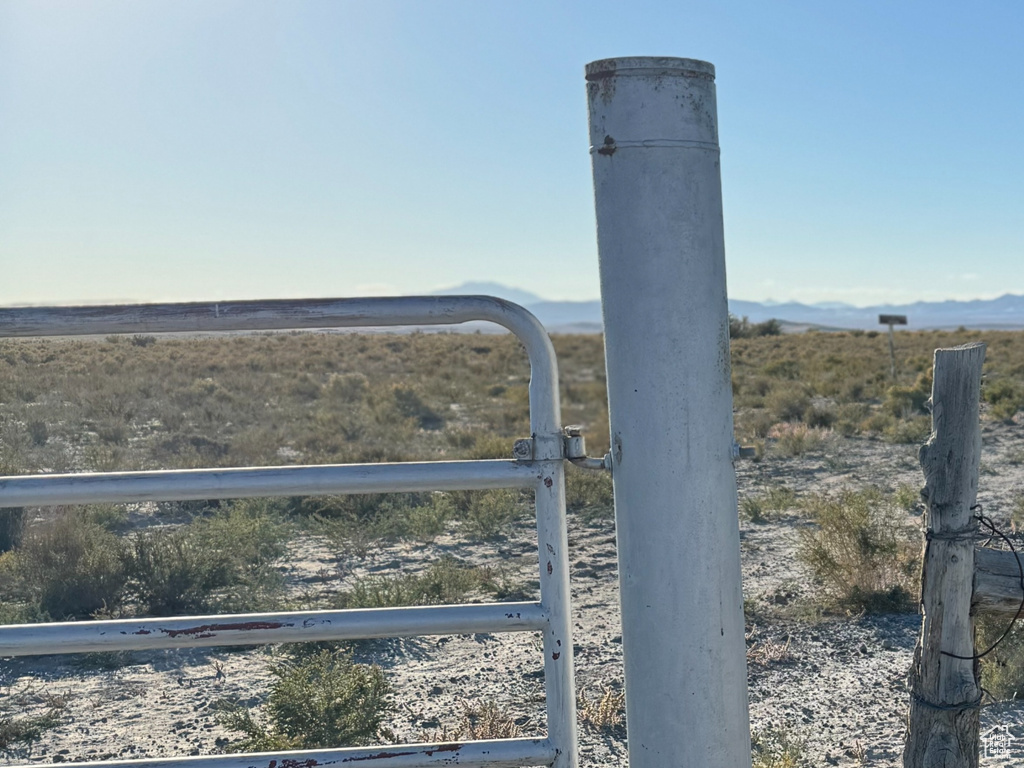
[161,620,289,638]
[340,751,418,762]
[597,135,617,156]
[423,744,462,756]
[547,561,553,575]
[543,477,553,488]
[267,759,324,768]
[552,652,560,660]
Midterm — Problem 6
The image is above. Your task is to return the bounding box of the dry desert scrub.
[797,487,921,613]
[3,328,1024,764]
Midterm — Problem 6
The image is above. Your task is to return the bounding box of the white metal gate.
[0,296,578,768]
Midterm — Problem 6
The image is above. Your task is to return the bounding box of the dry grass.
[576,685,626,732]
[425,700,524,741]
[745,626,793,667]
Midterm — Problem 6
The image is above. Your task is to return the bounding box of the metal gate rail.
[0,296,578,768]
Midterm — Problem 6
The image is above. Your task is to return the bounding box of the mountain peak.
[429,282,543,306]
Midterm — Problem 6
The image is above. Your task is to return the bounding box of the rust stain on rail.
[245,744,464,768]
[265,759,325,768]
[423,744,462,756]
[160,620,291,638]
[339,750,417,762]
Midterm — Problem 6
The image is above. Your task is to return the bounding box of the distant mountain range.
[430,283,1024,333]
[730,294,1024,331]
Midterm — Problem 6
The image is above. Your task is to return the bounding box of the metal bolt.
[512,439,533,460]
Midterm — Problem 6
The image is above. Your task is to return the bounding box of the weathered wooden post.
[586,57,751,768]
[904,341,986,768]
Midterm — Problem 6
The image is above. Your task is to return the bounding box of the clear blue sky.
[2,0,1022,307]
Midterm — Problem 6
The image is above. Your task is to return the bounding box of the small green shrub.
[882,415,931,444]
[218,650,392,751]
[338,557,489,609]
[26,420,48,447]
[762,359,800,380]
[389,386,444,431]
[460,489,526,540]
[751,724,807,768]
[7,512,128,620]
[323,372,369,403]
[81,504,130,532]
[737,410,777,440]
[124,500,287,615]
[565,466,613,521]
[977,614,1024,700]
[798,487,920,613]
[984,378,1024,421]
[883,384,929,419]
[804,404,836,429]
[765,390,809,423]
[1012,495,1024,532]
[201,499,290,571]
[0,703,65,757]
[730,316,782,339]
[0,509,24,553]
[405,494,453,542]
[833,402,869,436]
[125,527,234,615]
[741,486,796,523]
[893,483,921,513]
[0,595,48,625]
[308,492,448,555]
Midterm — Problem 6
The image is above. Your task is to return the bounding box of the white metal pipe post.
[585,57,751,767]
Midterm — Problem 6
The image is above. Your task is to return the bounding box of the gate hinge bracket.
[732,441,757,460]
[562,425,612,472]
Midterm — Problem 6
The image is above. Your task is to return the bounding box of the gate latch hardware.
[562,426,611,472]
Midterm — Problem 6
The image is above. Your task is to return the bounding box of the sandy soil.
[3,421,1024,767]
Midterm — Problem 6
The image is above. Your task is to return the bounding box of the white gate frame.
[0,296,578,768]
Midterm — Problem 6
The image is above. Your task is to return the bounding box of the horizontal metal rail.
[0,295,562,444]
[0,460,537,509]
[4,738,557,768]
[0,602,547,656]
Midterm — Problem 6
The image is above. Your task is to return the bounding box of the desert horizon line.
[2,288,1023,312]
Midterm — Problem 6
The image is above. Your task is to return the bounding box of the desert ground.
[2,329,1024,767]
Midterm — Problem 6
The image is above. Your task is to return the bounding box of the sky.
[1,0,1022,308]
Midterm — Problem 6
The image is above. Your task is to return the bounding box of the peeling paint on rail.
[160,621,290,638]
[0,603,549,656]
